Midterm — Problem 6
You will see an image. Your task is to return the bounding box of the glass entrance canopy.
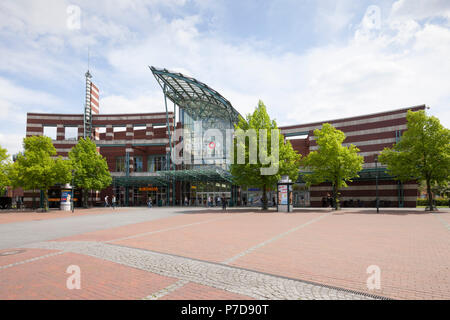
[150,67,242,171]
[150,67,241,124]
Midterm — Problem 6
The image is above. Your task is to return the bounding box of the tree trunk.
[83,189,89,208]
[426,179,434,211]
[262,184,268,210]
[43,189,49,212]
[32,189,36,210]
[333,182,339,210]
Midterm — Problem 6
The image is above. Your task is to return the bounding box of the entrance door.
[149,189,165,206]
[293,191,309,207]
[146,191,157,207]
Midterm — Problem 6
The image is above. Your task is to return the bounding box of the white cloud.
[391,0,450,21]
[283,10,450,126]
[0,0,69,35]
[1,0,449,160]
[103,4,450,129]
[0,77,63,118]
[101,93,164,114]
[314,0,357,37]
[0,133,24,156]
[0,77,65,154]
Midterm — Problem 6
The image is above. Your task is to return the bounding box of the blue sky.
[0,0,449,155]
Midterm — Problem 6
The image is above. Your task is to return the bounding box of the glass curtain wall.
[183,181,231,206]
[179,107,233,171]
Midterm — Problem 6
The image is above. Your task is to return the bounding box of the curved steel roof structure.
[150,66,241,124]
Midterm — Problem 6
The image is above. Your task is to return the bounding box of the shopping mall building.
[23,67,423,208]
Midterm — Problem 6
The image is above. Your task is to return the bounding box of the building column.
[77,125,84,140]
[26,123,43,137]
[146,123,153,138]
[106,125,113,141]
[126,124,134,140]
[56,124,65,141]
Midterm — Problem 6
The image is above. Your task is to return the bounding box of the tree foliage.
[230,100,302,210]
[378,110,450,210]
[301,123,364,210]
[0,146,11,195]
[68,137,112,207]
[12,136,72,211]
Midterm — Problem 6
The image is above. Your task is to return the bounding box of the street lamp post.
[71,169,75,213]
[374,155,379,213]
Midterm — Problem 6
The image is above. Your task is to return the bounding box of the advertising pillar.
[60,184,72,211]
[277,175,293,212]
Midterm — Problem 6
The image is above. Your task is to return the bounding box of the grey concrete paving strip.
[21,240,378,300]
[0,208,181,249]
[0,251,64,270]
[144,279,190,300]
[222,213,331,265]
[432,212,450,231]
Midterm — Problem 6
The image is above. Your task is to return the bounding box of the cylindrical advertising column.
[277,175,293,213]
[60,183,72,211]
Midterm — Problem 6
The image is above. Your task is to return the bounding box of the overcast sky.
[1,0,449,155]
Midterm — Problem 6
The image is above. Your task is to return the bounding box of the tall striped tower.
[83,70,100,140]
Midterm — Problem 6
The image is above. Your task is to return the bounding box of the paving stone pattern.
[23,240,377,300]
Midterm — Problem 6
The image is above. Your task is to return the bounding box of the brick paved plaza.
[0,207,449,300]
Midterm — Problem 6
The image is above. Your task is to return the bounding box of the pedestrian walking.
[148,197,152,208]
[222,194,227,211]
[326,193,332,208]
[112,195,116,209]
[184,196,189,206]
[104,195,109,207]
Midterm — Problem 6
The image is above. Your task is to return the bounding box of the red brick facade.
[24,112,174,208]
[279,105,426,208]
[23,104,424,208]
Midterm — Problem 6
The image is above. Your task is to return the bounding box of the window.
[43,126,57,140]
[113,127,126,132]
[116,156,125,172]
[134,156,143,172]
[94,127,106,141]
[285,134,308,140]
[134,125,146,131]
[148,155,166,172]
[147,156,155,172]
[65,127,78,140]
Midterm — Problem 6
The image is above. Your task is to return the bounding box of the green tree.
[230,100,302,210]
[0,146,11,195]
[418,181,450,200]
[432,183,450,199]
[301,123,364,210]
[12,136,72,211]
[68,137,112,208]
[378,110,450,211]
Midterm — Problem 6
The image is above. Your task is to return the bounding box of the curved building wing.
[150,66,241,124]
